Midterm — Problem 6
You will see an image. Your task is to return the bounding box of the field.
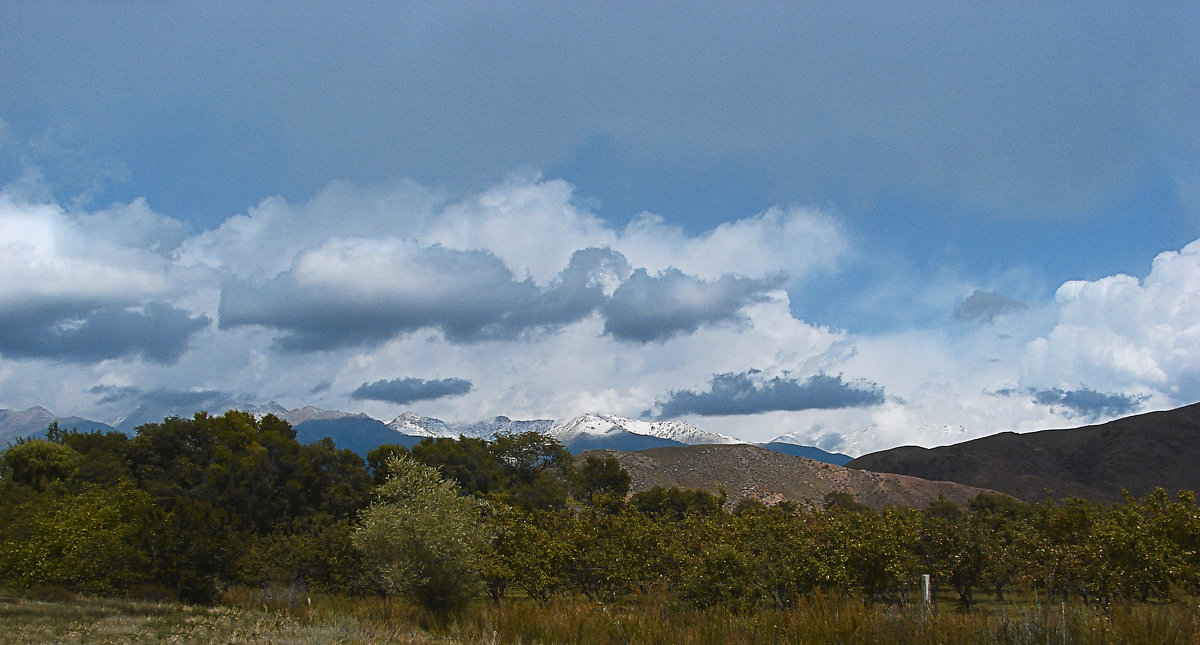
[3,587,1199,645]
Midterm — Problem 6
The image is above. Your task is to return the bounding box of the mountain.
[584,443,999,510]
[547,413,740,453]
[386,412,555,440]
[0,407,114,444]
[0,406,59,444]
[3,401,840,464]
[759,442,853,466]
[846,402,1200,504]
[293,414,424,455]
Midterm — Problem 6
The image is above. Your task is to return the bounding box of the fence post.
[921,574,932,617]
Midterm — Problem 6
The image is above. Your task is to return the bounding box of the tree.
[0,483,161,594]
[353,454,489,613]
[573,455,631,502]
[2,439,81,492]
[631,486,725,520]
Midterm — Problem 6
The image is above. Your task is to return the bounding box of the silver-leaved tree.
[352,454,489,613]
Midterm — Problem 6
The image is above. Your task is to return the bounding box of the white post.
[921,574,932,615]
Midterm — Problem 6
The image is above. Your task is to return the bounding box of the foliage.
[0,482,160,594]
[5,410,1200,619]
[352,454,489,613]
[1,439,81,492]
[630,485,725,519]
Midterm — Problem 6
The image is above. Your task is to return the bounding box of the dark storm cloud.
[1029,387,1148,419]
[351,377,473,405]
[0,301,209,363]
[602,269,783,342]
[649,370,886,419]
[219,246,626,351]
[90,384,236,412]
[953,290,1030,323]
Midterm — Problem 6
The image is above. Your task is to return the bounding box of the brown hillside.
[846,402,1200,504]
[583,443,998,510]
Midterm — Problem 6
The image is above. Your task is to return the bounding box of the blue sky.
[1,3,1198,453]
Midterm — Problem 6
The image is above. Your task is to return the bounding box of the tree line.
[1,410,1198,613]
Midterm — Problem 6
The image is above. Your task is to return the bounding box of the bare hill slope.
[584,443,997,510]
[847,402,1200,503]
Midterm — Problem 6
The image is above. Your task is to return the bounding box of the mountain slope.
[585,443,997,510]
[846,402,1200,503]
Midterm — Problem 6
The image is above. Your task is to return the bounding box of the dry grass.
[3,587,1199,645]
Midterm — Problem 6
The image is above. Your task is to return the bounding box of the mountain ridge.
[846,402,1200,503]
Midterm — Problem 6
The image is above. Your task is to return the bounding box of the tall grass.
[3,586,1198,644]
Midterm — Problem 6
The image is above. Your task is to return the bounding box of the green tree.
[353,454,489,613]
[2,439,81,492]
[631,486,725,520]
[572,455,631,502]
[0,483,161,594]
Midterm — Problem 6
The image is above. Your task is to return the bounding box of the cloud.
[0,301,209,363]
[1027,387,1149,420]
[351,377,473,405]
[90,385,242,430]
[89,385,141,406]
[953,290,1029,323]
[1023,238,1200,399]
[602,269,783,342]
[649,370,885,419]
[218,244,625,350]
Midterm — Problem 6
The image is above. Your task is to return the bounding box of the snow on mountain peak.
[548,413,742,445]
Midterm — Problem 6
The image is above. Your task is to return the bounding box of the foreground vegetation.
[2,410,1200,643]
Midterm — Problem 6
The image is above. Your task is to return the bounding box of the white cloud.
[1022,238,1200,398]
[3,177,1198,458]
[0,195,176,304]
[617,205,846,282]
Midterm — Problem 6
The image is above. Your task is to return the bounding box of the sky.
[1,3,1198,454]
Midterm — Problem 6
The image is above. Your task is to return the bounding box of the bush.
[353,455,489,613]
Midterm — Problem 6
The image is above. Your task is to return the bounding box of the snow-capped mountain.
[548,413,742,446]
[386,412,555,440]
[386,412,457,438]
[767,430,813,446]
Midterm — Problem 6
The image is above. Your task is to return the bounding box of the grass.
[2,587,1199,644]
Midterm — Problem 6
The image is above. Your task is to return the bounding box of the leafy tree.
[919,497,988,610]
[0,483,161,594]
[366,443,410,485]
[823,490,872,514]
[151,497,240,603]
[411,436,506,495]
[487,505,572,604]
[680,542,761,611]
[631,486,725,520]
[572,455,631,502]
[60,429,131,486]
[2,439,81,492]
[353,454,489,613]
[840,506,920,604]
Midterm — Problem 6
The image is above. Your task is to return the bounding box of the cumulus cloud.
[0,194,206,364]
[602,269,783,342]
[0,301,209,363]
[617,206,847,281]
[351,377,473,405]
[648,370,885,419]
[953,290,1030,323]
[218,244,625,350]
[1023,238,1200,399]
